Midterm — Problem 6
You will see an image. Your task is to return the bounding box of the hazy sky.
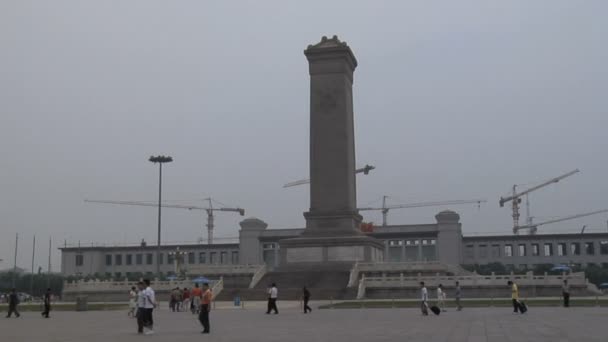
[1,1,607,271]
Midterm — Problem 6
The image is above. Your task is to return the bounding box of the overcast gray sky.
[1,1,607,271]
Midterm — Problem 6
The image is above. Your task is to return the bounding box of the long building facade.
[59,210,608,277]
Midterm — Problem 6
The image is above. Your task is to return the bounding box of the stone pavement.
[1,302,607,342]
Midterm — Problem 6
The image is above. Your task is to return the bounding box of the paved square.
[1,303,607,341]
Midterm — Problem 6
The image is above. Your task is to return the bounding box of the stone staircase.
[215,269,354,301]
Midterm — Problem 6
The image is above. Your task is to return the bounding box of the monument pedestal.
[279,235,384,266]
[280,210,384,266]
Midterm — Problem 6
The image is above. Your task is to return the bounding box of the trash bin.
[76,295,88,311]
[234,296,241,307]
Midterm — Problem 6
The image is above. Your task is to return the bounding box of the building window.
[557,243,567,256]
[76,255,84,266]
[115,272,122,279]
[518,244,526,257]
[210,252,217,264]
[220,251,228,264]
[585,242,595,255]
[532,244,540,256]
[389,240,404,262]
[421,239,436,261]
[263,243,277,249]
[518,264,528,270]
[231,251,239,264]
[199,252,206,264]
[146,253,153,265]
[126,254,133,265]
[115,254,122,266]
[544,243,553,256]
[464,245,474,259]
[168,254,175,265]
[159,253,164,265]
[570,243,580,255]
[491,245,500,258]
[478,245,487,258]
[388,240,403,247]
[136,254,143,265]
[504,244,513,257]
[105,254,112,266]
[600,241,608,255]
[188,252,195,264]
[405,240,419,261]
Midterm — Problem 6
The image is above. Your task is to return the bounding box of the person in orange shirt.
[191,283,202,314]
[198,283,212,334]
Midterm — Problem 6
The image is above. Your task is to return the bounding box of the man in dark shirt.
[302,287,312,314]
[5,288,20,318]
[41,288,51,318]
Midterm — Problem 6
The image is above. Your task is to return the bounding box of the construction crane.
[283,164,375,188]
[358,196,487,226]
[84,198,244,244]
[499,169,579,234]
[514,208,608,234]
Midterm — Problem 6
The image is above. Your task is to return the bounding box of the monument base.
[279,235,384,266]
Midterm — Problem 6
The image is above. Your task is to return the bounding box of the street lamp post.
[149,155,173,279]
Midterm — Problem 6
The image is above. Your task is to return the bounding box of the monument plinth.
[280,36,384,265]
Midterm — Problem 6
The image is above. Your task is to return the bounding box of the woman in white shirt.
[128,286,137,318]
[437,284,447,312]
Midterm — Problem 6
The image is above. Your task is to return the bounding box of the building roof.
[462,232,608,242]
[59,242,239,252]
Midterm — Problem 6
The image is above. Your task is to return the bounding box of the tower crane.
[84,198,245,245]
[283,164,375,188]
[358,196,487,226]
[499,169,579,234]
[514,208,608,233]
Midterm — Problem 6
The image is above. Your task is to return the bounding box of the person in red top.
[191,284,202,314]
[198,283,212,334]
[182,288,190,313]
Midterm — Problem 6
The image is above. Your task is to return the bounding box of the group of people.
[129,280,213,335]
[169,287,188,312]
[420,281,459,315]
[4,288,53,319]
[419,279,572,315]
[265,284,312,315]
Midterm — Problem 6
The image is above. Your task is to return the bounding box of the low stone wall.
[63,278,221,302]
[358,271,601,299]
[365,285,593,300]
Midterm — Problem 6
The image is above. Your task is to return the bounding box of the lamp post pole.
[149,155,173,279]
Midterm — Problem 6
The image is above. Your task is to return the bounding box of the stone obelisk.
[280,36,384,265]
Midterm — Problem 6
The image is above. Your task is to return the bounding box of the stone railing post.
[357,275,366,300]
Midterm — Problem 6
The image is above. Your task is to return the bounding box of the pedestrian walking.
[198,283,212,334]
[170,287,180,312]
[41,288,51,318]
[437,284,447,312]
[266,284,272,314]
[455,281,463,311]
[562,279,570,307]
[182,287,190,311]
[142,279,156,335]
[5,288,20,318]
[420,282,429,316]
[128,286,137,318]
[507,280,522,314]
[266,283,279,314]
[302,287,312,314]
[191,283,202,314]
[135,282,146,334]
